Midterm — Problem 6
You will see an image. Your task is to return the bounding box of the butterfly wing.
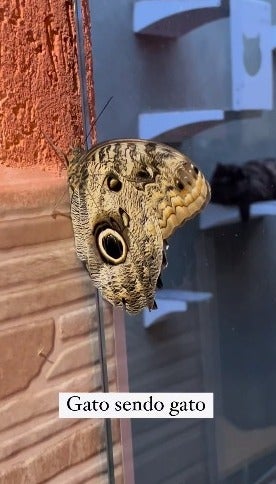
[68,139,210,314]
[137,141,211,239]
[68,144,163,313]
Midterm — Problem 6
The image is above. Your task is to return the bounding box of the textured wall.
[1,0,84,171]
[0,171,123,483]
[0,1,124,482]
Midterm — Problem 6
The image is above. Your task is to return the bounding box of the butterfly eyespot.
[137,169,151,179]
[119,207,130,228]
[175,179,184,190]
[97,227,127,265]
[107,175,122,192]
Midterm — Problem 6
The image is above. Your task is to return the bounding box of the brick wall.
[0,1,127,481]
[0,170,123,483]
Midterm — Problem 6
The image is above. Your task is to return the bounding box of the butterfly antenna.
[83,96,113,147]
[42,130,69,168]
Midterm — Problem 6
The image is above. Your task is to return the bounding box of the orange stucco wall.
[1,0,90,172]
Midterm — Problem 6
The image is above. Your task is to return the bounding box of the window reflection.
[90,0,276,482]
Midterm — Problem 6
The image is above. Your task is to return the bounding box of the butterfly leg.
[157,275,163,289]
[41,130,68,169]
[51,209,71,220]
[152,300,158,310]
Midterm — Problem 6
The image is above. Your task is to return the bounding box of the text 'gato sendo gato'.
[67,139,210,314]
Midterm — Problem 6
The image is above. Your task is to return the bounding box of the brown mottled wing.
[67,139,210,314]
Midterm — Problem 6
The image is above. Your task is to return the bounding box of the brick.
[0,417,76,461]
[47,327,115,379]
[0,240,81,289]
[89,360,116,393]
[111,419,121,443]
[0,422,106,482]
[58,305,97,340]
[0,169,69,215]
[0,215,73,249]
[112,442,124,466]
[48,453,108,483]
[0,361,116,437]
[114,465,124,484]
[0,370,100,432]
[0,319,54,399]
[0,275,94,322]
[58,303,113,340]
[46,339,99,380]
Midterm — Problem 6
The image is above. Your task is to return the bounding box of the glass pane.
[90,0,276,482]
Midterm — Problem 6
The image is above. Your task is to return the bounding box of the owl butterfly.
[67,139,210,314]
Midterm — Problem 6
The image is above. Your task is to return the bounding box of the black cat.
[211,159,276,222]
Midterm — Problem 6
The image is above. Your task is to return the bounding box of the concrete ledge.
[0,167,68,215]
[200,201,276,229]
[143,289,212,328]
[139,110,224,141]
[133,0,226,38]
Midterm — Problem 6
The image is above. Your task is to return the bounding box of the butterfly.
[67,139,210,314]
